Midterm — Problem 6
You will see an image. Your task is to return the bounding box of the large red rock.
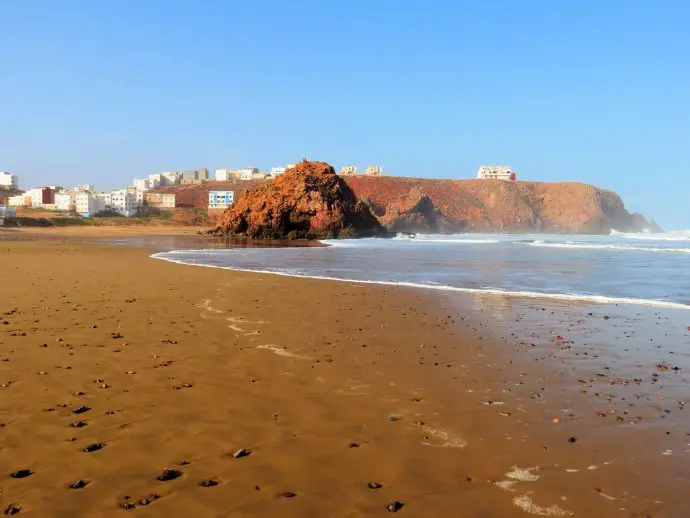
[209,161,387,239]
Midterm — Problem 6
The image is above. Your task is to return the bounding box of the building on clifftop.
[340,165,357,175]
[365,165,383,176]
[476,166,516,181]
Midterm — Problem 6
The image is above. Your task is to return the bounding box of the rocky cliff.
[208,161,387,239]
[345,176,653,234]
[159,172,655,235]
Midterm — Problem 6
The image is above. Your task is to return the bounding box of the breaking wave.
[524,242,690,254]
[151,251,690,311]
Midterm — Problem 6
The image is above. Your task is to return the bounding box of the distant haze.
[0,1,688,229]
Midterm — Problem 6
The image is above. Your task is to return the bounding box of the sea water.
[151,231,690,310]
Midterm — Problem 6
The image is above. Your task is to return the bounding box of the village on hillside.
[0,165,517,224]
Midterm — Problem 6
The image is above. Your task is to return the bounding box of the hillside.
[156,175,655,235]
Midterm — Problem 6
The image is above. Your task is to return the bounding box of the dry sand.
[0,229,688,517]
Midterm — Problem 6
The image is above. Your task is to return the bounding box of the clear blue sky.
[1,1,688,228]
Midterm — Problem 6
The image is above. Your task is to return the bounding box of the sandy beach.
[1,229,688,517]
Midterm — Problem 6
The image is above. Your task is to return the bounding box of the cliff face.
[209,161,387,239]
[345,177,652,234]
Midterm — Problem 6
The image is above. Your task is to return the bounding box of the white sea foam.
[151,251,690,311]
[611,229,690,242]
[391,233,501,244]
[524,242,690,254]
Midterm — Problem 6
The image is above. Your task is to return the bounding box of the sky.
[1,1,688,228]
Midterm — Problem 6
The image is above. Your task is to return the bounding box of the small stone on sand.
[9,470,33,479]
[156,469,182,481]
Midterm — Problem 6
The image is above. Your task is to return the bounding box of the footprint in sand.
[256,345,312,360]
[494,466,573,516]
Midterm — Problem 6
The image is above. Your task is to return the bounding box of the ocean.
[151,231,690,310]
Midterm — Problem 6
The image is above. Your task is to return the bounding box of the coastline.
[1,229,688,517]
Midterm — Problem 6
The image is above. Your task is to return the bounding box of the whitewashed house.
[208,190,234,212]
[54,193,75,212]
[76,192,101,217]
[0,172,19,190]
[110,190,137,216]
[239,168,258,180]
[476,166,516,181]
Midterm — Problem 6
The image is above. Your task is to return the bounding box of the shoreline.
[152,244,690,311]
[1,229,688,517]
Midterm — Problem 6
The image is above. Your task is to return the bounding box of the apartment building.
[159,172,177,185]
[76,192,102,217]
[238,168,258,181]
[215,168,239,182]
[270,167,286,177]
[365,166,383,176]
[110,189,137,216]
[133,178,150,191]
[340,165,357,175]
[476,166,516,181]
[54,193,76,212]
[208,190,234,212]
[8,195,30,207]
[27,187,54,208]
[144,192,176,209]
[0,172,19,190]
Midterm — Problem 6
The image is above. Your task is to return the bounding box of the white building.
[73,184,95,193]
[110,189,137,217]
[27,188,49,208]
[208,190,234,210]
[161,171,181,185]
[239,168,258,181]
[215,168,232,181]
[340,165,357,175]
[476,166,516,181]
[270,167,286,177]
[0,172,19,190]
[76,192,102,217]
[98,192,112,210]
[365,165,383,176]
[8,195,29,207]
[133,178,150,191]
[148,174,162,189]
[55,193,75,212]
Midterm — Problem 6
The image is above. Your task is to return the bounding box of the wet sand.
[1,230,688,517]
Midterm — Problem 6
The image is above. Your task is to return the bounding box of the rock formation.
[208,161,387,239]
[159,171,658,235]
[344,176,656,234]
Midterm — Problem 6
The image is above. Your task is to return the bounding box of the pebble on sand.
[232,448,251,458]
[279,492,297,498]
[138,494,160,506]
[156,469,182,482]
[367,482,384,489]
[387,501,405,512]
[199,479,220,487]
[69,480,88,489]
[72,406,90,414]
[82,443,105,453]
[9,470,33,479]
[4,504,20,515]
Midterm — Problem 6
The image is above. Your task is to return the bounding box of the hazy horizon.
[1,1,688,228]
